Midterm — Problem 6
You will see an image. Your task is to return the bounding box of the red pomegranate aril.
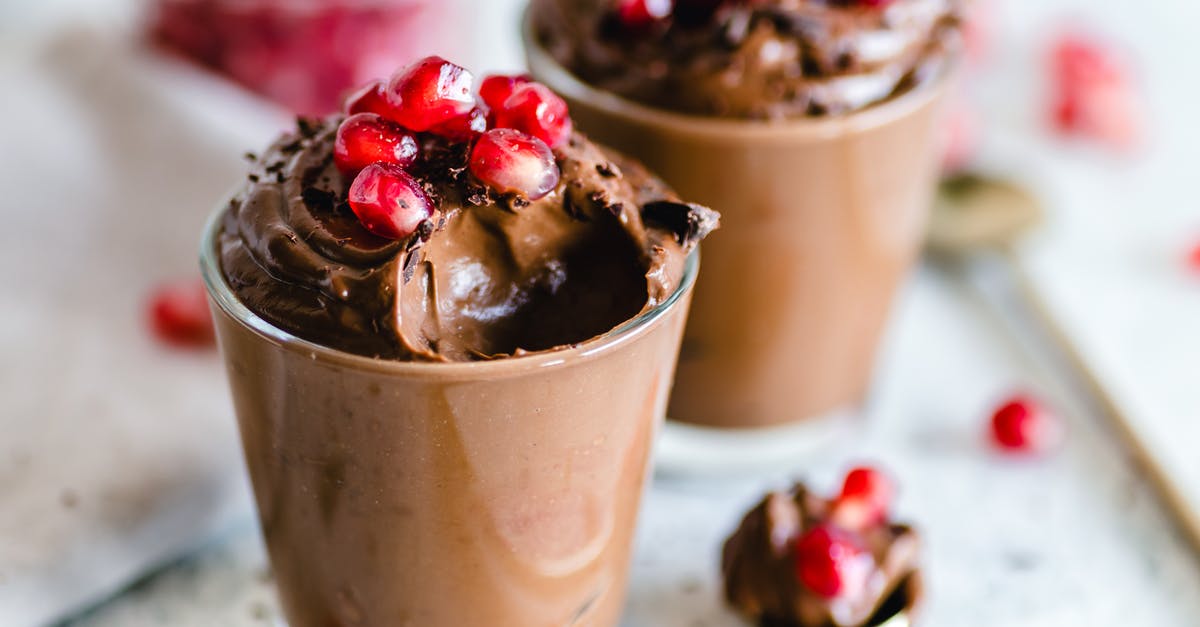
[858,0,898,8]
[385,55,476,132]
[1188,241,1200,273]
[493,82,573,149]
[990,395,1061,453]
[831,466,894,530]
[1049,33,1140,149]
[479,74,531,111]
[148,279,215,348]
[347,163,433,240]
[333,113,419,175]
[430,106,489,141]
[617,0,673,29]
[470,128,561,200]
[794,524,874,600]
[344,80,392,117]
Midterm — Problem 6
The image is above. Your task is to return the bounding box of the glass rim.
[521,7,957,141]
[199,201,699,378]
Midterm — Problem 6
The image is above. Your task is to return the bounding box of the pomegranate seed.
[858,0,897,7]
[148,279,215,348]
[347,163,434,240]
[430,106,489,141]
[1187,241,1200,273]
[479,74,531,112]
[493,83,573,149]
[990,395,1061,453]
[470,128,561,200]
[831,466,894,530]
[385,55,476,132]
[1049,33,1140,150]
[616,0,673,29]
[333,113,419,175]
[344,80,392,117]
[793,525,875,599]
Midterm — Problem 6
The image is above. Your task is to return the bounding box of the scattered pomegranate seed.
[616,0,673,30]
[347,163,434,240]
[831,466,894,530]
[857,0,897,7]
[344,80,392,117]
[479,74,531,112]
[493,83,573,149]
[333,113,419,175]
[1187,241,1200,273]
[1049,33,1141,150]
[147,279,215,348]
[385,55,476,132]
[430,106,489,141]
[990,395,1062,453]
[470,128,561,200]
[793,524,875,599]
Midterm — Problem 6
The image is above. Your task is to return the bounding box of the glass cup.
[525,15,955,430]
[200,208,697,626]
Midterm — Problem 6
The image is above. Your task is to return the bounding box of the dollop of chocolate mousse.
[218,115,717,360]
[532,0,962,118]
[722,483,921,627]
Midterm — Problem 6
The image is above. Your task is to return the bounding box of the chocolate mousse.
[218,59,717,361]
[525,1,962,430]
[204,56,717,627]
[533,0,962,118]
[722,469,921,626]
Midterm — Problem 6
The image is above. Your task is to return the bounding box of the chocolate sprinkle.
[642,200,720,246]
[301,187,336,213]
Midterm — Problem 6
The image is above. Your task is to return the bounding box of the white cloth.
[979,0,1200,539]
[0,30,287,626]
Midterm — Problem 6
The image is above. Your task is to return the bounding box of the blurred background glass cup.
[200,209,699,627]
[525,16,956,431]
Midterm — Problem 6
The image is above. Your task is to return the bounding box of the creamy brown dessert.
[525,0,962,429]
[204,56,715,627]
[220,74,716,360]
[534,0,961,118]
[723,468,921,626]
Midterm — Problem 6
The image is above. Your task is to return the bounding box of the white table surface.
[5,0,1200,626]
[55,262,1200,627]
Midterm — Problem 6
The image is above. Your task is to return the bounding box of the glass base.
[653,407,861,478]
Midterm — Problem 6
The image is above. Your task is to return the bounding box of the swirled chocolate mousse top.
[532,0,962,118]
[218,57,718,361]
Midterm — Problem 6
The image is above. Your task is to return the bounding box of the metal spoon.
[927,173,1200,557]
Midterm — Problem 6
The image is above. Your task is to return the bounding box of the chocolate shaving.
[505,195,531,211]
[596,162,620,178]
[402,251,420,284]
[300,187,336,213]
[296,117,320,137]
[642,200,720,246]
